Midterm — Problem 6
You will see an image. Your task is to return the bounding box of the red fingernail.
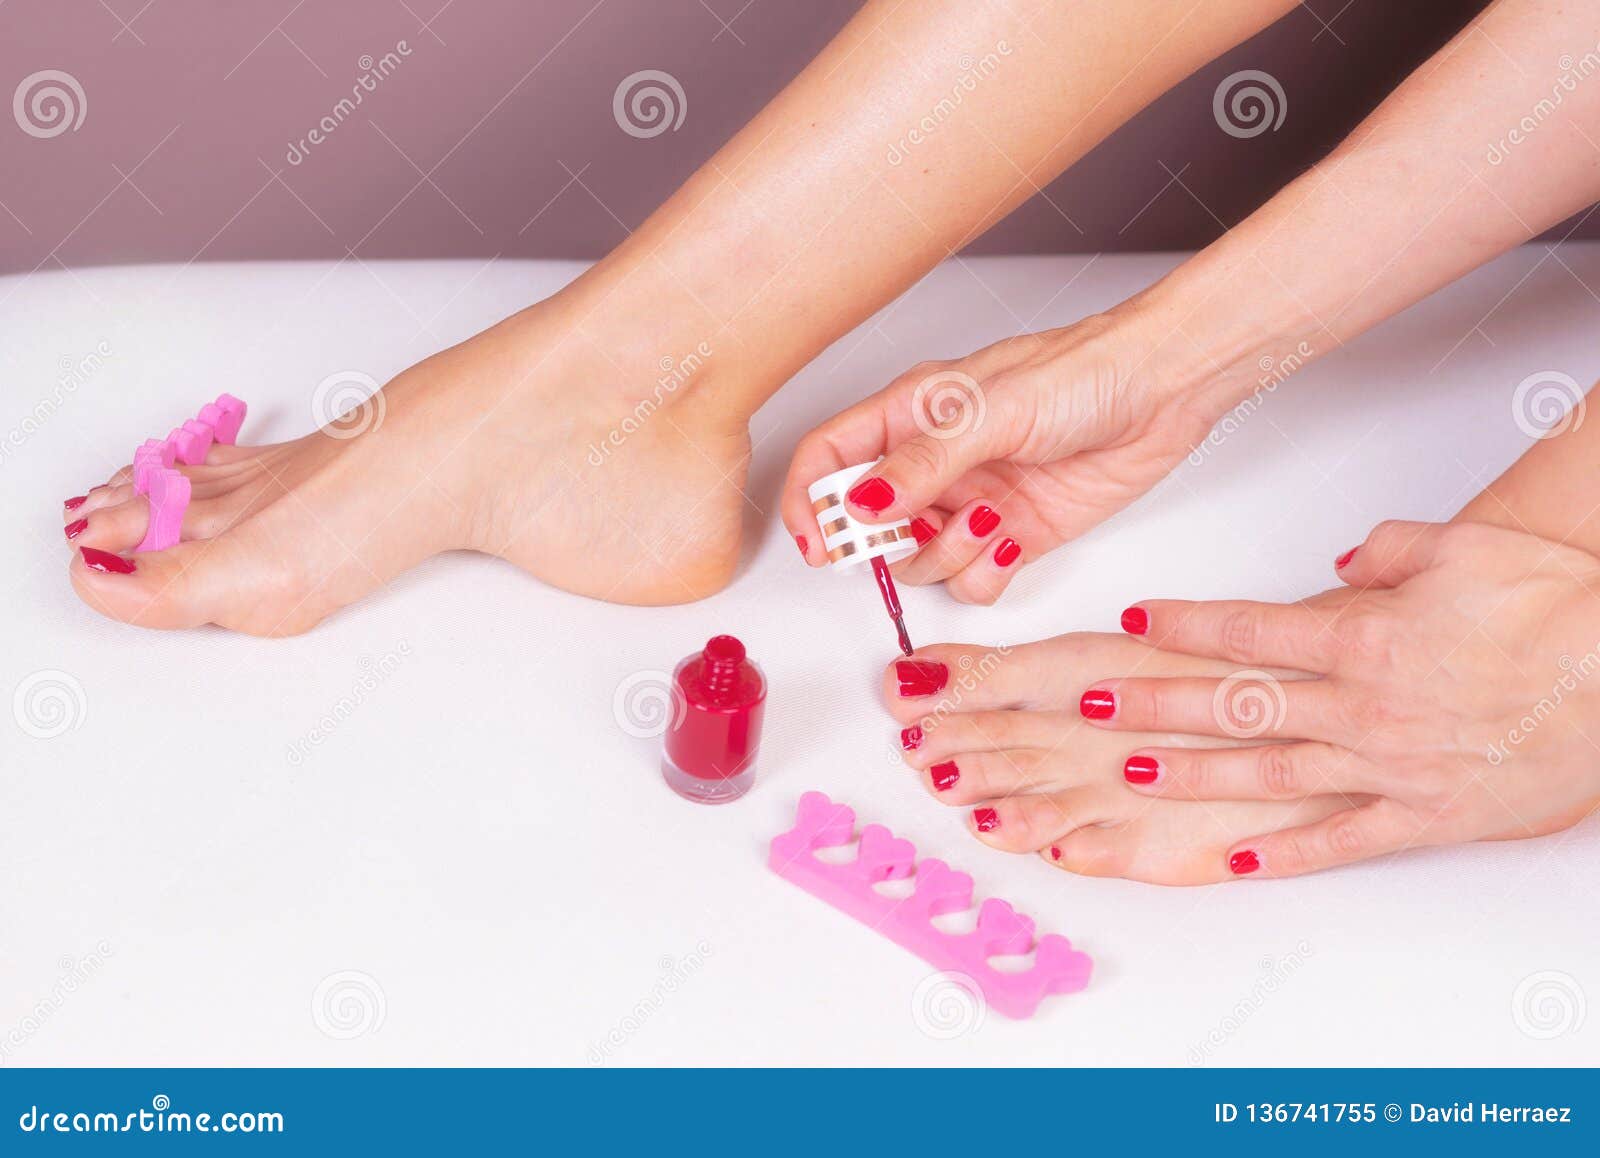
[896,660,948,697]
[900,725,923,751]
[967,505,1000,537]
[910,517,935,545]
[973,807,998,832]
[1335,547,1357,569]
[992,537,1020,567]
[930,761,959,791]
[795,534,808,559]
[64,518,88,541]
[1121,606,1148,635]
[1080,689,1116,720]
[64,495,87,511]
[1123,755,1159,784]
[1050,845,1061,861]
[80,546,136,574]
[847,477,895,512]
[1229,849,1260,875]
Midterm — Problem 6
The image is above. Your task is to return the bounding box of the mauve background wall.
[3,0,1574,275]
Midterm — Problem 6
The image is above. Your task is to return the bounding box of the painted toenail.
[1335,546,1357,569]
[900,725,923,751]
[992,537,1020,567]
[64,495,87,511]
[1120,606,1148,635]
[847,477,894,512]
[967,505,1000,537]
[896,660,948,697]
[795,534,808,559]
[64,518,87,541]
[973,807,999,832]
[1079,689,1116,720]
[930,761,959,791]
[1229,849,1260,875]
[80,546,136,574]
[1050,845,1061,861]
[909,517,935,545]
[1123,755,1159,784]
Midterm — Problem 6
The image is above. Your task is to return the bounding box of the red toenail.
[1050,846,1061,861]
[795,534,808,559]
[900,726,923,751]
[80,546,136,574]
[973,807,999,832]
[1229,850,1260,875]
[1080,689,1116,720]
[1120,606,1148,635]
[992,537,1020,567]
[896,660,948,697]
[1335,547,1357,569]
[1124,755,1159,784]
[64,495,87,511]
[967,505,1000,537]
[847,477,895,512]
[64,518,87,541]
[910,517,935,545]
[931,761,959,791]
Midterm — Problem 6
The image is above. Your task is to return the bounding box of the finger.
[893,499,1005,586]
[1128,598,1339,673]
[1336,520,1450,589]
[1226,799,1416,878]
[1079,674,1342,743]
[842,419,1008,524]
[945,536,1025,606]
[1121,741,1379,800]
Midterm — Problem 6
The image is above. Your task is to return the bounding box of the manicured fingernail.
[1080,689,1116,720]
[992,537,1020,567]
[847,477,894,512]
[80,546,136,574]
[64,518,88,541]
[1335,547,1357,569]
[1123,755,1159,784]
[795,534,808,559]
[910,517,936,545]
[64,495,87,511]
[900,725,924,751]
[973,807,998,832]
[930,761,959,791]
[967,505,1000,537]
[1121,606,1148,635]
[896,660,948,697]
[1229,849,1260,875]
[1050,845,1061,861]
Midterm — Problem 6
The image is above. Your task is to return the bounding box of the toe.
[966,787,1114,853]
[881,636,1109,720]
[72,483,133,522]
[904,708,1080,767]
[1043,826,1139,880]
[917,749,1063,805]
[70,543,215,630]
[70,499,151,553]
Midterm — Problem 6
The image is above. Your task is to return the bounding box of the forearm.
[1134,0,1600,406]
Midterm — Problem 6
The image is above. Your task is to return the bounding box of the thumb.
[1335,520,1451,589]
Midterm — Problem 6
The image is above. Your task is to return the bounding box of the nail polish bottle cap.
[807,462,916,572]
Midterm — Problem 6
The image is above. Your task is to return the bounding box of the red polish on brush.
[871,555,914,657]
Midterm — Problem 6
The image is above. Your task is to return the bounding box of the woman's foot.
[63,293,755,635]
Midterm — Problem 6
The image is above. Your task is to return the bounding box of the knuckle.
[892,436,948,481]
[1219,609,1260,661]
[1335,609,1393,666]
[1257,746,1300,799]
[1325,813,1366,858]
[1340,692,1395,734]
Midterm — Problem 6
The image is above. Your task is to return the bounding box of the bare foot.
[64,294,753,635]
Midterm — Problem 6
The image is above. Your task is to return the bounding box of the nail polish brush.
[807,463,920,656]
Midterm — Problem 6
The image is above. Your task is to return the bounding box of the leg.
[67,0,1297,633]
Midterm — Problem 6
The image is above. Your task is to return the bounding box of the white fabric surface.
[2,249,1598,1067]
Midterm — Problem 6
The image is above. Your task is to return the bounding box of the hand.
[782,306,1234,604]
[1078,520,1600,878]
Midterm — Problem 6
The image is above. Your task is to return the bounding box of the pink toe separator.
[768,791,1093,1019]
[137,467,190,552]
[199,393,247,445]
[132,438,176,495]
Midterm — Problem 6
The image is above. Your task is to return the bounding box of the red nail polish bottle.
[661,634,766,804]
